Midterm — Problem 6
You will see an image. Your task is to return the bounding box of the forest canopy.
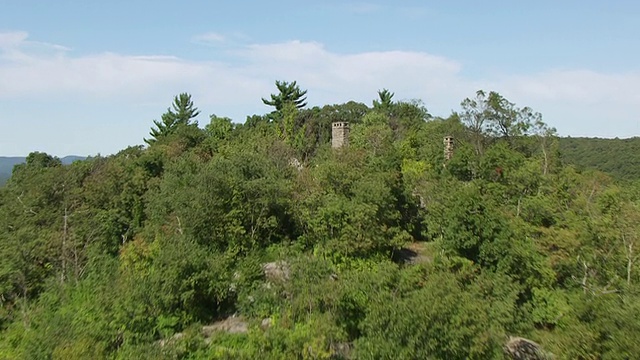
[1,82,639,359]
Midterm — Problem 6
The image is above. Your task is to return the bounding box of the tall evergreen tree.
[262,80,307,111]
[373,88,394,111]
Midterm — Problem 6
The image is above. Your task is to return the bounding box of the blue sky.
[1,0,638,156]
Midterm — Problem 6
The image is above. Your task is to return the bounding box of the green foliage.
[294,145,409,258]
[115,235,235,342]
[204,114,234,153]
[147,150,295,252]
[372,88,394,111]
[459,89,545,157]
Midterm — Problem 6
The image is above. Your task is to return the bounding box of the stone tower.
[444,135,454,161]
[332,122,350,149]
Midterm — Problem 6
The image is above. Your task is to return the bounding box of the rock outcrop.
[505,336,551,360]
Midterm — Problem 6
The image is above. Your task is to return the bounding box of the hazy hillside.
[0,157,25,186]
[0,155,86,185]
[558,137,640,180]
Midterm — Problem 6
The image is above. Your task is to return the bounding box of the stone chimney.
[444,136,454,161]
[332,122,350,149]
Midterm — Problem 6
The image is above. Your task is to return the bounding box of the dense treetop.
[1,81,639,359]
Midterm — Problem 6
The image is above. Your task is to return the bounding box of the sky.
[0,0,639,156]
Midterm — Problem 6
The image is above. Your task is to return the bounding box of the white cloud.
[496,70,640,137]
[0,31,71,61]
[0,30,638,156]
[0,34,468,114]
[236,40,467,109]
[0,53,205,96]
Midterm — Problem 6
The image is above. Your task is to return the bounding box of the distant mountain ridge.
[0,155,86,185]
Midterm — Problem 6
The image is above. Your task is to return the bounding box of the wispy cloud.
[191,32,226,45]
[0,33,466,109]
[0,30,71,63]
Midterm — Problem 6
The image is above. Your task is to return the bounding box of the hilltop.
[6,136,640,187]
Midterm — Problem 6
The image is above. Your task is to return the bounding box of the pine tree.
[262,80,307,111]
[145,93,200,145]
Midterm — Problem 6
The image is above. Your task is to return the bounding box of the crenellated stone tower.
[332,122,350,149]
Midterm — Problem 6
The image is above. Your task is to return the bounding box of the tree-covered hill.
[559,136,640,180]
[5,137,639,187]
[1,86,639,359]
